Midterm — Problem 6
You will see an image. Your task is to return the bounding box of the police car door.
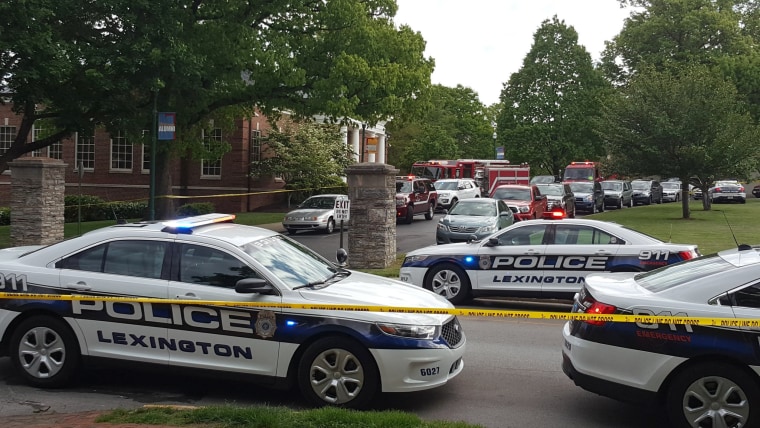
[167,243,280,376]
[474,223,549,293]
[56,239,171,364]
[542,224,621,295]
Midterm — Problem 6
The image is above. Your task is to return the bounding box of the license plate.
[399,273,411,282]
[564,339,571,351]
[728,196,734,199]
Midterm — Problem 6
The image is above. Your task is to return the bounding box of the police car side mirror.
[485,237,499,247]
[235,278,276,295]
[336,248,348,266]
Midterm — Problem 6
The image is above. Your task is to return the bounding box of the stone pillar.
[9,158,67,246]
[346,163,398,268]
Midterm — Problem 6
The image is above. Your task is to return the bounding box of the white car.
[399,218,699,304]
[434,178,481,210]
[282,194,347,234]
[563,245,760,428]
[0,214,465,408]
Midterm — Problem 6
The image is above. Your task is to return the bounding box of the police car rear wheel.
[298,337,378,409]
[10,316,80,388]
[666,362,759,428]
[425,263,471,305]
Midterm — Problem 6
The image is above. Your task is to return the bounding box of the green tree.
[0,0,433,218]
[597,65,760,217]
[496,16,611,176]
[386,84,496,172]
[256,122,353,207]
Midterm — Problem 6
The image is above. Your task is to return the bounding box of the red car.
[490,184,547,221]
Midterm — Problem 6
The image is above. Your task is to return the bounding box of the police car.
[0,214,465,408]
[563,245,760,428]
[399,218,699,304]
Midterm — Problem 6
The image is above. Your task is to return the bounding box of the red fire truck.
[410,159,530,195]
[562,161,602,182]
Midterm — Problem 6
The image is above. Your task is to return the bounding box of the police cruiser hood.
[297,270,453,324]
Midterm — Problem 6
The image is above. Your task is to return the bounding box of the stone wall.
[9,158,67,246]
[345,163,398,268]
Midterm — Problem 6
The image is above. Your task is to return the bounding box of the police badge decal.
[255,310,277,338]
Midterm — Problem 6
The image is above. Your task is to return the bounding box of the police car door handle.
[595,250,614,255]
[65,281,91,291]
[523,249,541,255]
[178,293,201,300]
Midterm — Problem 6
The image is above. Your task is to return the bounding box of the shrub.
[0,207,9,226]
[64,195,109,222]
[176,202,215,217]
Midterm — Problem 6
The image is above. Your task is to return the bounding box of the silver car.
[282,194,348,234]
[436,198,513,244]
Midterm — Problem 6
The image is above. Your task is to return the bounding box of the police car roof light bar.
[161,213,236,234]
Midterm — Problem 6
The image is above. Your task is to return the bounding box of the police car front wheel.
[425,263,471,305]
[10,316,80,388]
[298,337,379,409]
[666,361,760,428]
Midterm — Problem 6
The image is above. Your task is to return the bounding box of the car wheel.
[287,228,297,235]
[591,203,598,214]
[10,316,80,388]
[297,337,378,409]
[666,362,759,428]
[424,263,471,305]
[324,218,335,234]
[405,205,414,224]
[647,196,652,205]
[617,199,623,210]
[629,198,634,208]
[425,202,434,220]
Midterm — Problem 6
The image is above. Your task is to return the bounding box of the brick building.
[0,103,389,214]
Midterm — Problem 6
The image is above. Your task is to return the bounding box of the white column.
[377,134,386,164]
[349,127,360,162]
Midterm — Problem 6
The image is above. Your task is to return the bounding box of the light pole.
[360,123,366,163]
[149,89,158,221]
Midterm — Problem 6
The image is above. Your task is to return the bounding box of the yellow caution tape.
[1,292,757,327]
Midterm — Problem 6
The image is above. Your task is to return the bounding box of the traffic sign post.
[334,199,350,249]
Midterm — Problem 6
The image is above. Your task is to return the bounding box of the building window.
[110,131,133,171]
[31,124,45,157]
[250,129,261,163]
[201,128,222,178]
[48,140,63,160]
[76,130,95,170]
[0,126,15,156]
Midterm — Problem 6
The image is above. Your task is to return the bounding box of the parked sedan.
[282,194,347,234]
[0,213,466,408]
[568,181,605,214]
[436,198,514,244]
[631,180,663,205]
[660,181,682,203]
[536,183,575,218]
[601,180,633,209]
[710,180,746,203]
[563,245,760,428]
[400,218,699,304]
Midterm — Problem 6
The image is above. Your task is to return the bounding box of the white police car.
[0,214,465,408]
[399,218,699,304]
[563,245,760,428]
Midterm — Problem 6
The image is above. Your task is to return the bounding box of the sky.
[394,0,634,106]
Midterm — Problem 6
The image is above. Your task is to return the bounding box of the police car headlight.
[437,223,449,232]
[519,206,529,213]
[377,323,439,340]
[404,255,429,263]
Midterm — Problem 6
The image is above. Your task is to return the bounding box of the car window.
[396,181,412,193]
[635,254,730,292]
[242,235,337,289]
[552,225,624,245]
[435,181,457,190]
[179,244,260,288]
[602,182,622,191]
[537,185,563,196]
[492,187,531,201]
[300,196,336,209]
[495,224,547,246]
[732,283,760,309]
[425,181,436,192]
[449,201,495,216]
[631,181,650,190]
[569,183,593,193]
[58,240,168,279]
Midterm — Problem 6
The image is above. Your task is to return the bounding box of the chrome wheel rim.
[431,269,462,300]
[308,348,365,404]
[18,326,66,379]
[682,375,749,428]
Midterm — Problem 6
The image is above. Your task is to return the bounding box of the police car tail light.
[584,301,617,326]
[377,323,439,340]
[544,209,565,219]
[678,250,696,261]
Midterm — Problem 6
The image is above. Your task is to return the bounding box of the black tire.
[424,202,434,220]
[323,217,335,234]
[666,362,759,428]
[629,198,634,208]
[10,316,80,388]
[646,196,652,205]
[297,337,378,409]
[287,228,297,235]
[618,199,623,210]
[404,205,414,224]
[424,263,471,305]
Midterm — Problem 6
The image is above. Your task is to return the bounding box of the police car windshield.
[435,181,458,190]
[242,235,340,290]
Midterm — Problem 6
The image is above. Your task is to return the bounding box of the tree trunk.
[701,187,712,211]
[155,150,175,219]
